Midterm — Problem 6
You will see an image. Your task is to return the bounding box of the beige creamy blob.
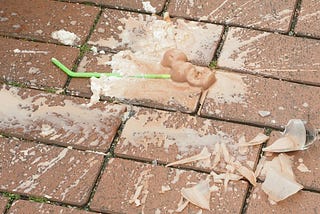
[161,48,216,90]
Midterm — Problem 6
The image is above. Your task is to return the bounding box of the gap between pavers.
[217,27,320,85]
[0,137,104,207]
[0,0,100,46]
[200,70,320,129]
[0,84,126,152]
[90,158,249,214]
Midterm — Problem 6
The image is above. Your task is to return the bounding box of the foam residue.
[206,71,248,105]
[120,110,234,155]
[13,148,69,193]
[219,28,269,69]
[51,29,80,46]
[90,14,221,76]
[142,1,156,13]
[88,14,221,104]
[0,86,124,149]
[88,75,201,107]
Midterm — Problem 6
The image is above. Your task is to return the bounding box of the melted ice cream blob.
[161,49,216,90]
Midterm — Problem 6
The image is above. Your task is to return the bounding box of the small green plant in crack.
[43,87,57,94]
[7,81,25,88]
[3,192,21,201]
[264,127,273,136]
[29,196,48,203]
[209,60,218,69]
[80,43,91,56]
[3,192,21,209]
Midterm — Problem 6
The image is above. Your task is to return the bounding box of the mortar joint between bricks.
[288,0,303,36]
[212,25,229,64]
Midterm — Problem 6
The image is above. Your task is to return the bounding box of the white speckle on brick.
[0,17,8,22]
[28,67,40,75]
[12,24,21,29]
[258,110,271,117]
[97,28,105,33]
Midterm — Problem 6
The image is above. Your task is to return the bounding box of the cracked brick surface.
[90,158,249,213]
[201,70,320,129]
[168,0,296,32]
[8,200,95,214]
[217,27,320,85]
[246,188,320,214]
[0,85,126,151]
[0,0,99,45]
[295,0,320,38]
[115,108,263,173]
[68,0,166,13]
[0,196,8,213]
[0,137,104,206]
[0,37,79,89]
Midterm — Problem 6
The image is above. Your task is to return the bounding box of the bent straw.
[51,58,171,79]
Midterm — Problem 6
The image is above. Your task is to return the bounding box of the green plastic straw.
[51,58,171,79]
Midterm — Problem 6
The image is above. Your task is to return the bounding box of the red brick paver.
[0,37,79,89]
[0,85,126,151]
[8,200,95,214]
[0,0,99,45]
[217,27,320,85]
[69,0,166,13]
[200,70,320,129]
[115,108,263,172]
[168,0,296,32]
[0,137,104,206]
[246,187,320,214]
[295,0,320,38]
[0,196,8,213]
[90,158,249,213]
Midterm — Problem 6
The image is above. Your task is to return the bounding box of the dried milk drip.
[161,49,216,90]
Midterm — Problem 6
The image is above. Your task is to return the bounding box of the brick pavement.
[0,0,319,213]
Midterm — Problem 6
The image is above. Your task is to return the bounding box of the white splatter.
[51,29,80,46]
[13,49,48,54]
[142,1,156,13]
